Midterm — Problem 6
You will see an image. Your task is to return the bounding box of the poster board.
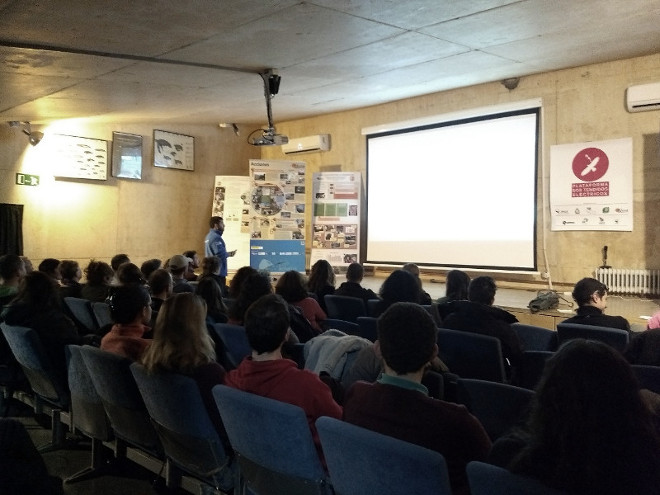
[247,159,307,273]
[310,171,362,267]
[550,137,633,231]
[211,176,251,271]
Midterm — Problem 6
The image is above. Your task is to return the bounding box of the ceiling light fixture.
[8,121,43,146]
[248,69,289,146]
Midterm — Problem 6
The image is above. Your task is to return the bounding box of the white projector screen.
[366,107,539,271]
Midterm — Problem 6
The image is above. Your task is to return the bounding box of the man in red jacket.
[223,294,342,459]
[343,302,491,495]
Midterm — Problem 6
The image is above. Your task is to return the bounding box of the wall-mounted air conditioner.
[281,134,330,154]
[626,82,660,112]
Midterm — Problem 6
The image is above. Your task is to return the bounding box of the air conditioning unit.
[626,82,660,112]
[281,134,330,154]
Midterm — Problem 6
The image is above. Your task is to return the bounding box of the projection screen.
[365,105,540,271]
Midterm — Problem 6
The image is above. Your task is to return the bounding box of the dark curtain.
[0,204,23,256]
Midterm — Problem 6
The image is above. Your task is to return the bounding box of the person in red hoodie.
[223,293,342,459]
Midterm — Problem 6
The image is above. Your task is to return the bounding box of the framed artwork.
[153,129,194,171]
[50,134,108,180]
[111,132,143,179]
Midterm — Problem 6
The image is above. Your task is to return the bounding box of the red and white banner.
[550,137,632,231]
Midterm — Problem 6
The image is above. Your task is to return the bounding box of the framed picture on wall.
[153,129,194,171]
[111,132,143,179]
[50,134,109,181]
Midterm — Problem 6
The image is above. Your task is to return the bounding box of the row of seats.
[62,297,113,333]
[0,318,551,493]
[2,318,657,494]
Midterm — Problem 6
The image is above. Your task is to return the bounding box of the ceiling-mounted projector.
[248,69,288,146]
[250,130,289,146]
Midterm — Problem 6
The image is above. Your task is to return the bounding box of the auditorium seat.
[213,384,330,495]
[456,378,534,441]
[316,416,452,495]
[512,323,557,351]
[1,322,71,452]
[130,363,234,492]
[556,322,629,352]
[436,328,506,383]
[324,295,367,323]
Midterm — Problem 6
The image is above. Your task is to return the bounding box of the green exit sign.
[15,173,39,186]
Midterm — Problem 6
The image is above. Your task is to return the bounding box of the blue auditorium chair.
[556,322,629,352]
[79,346,163,461]
[436,328,506,383]
[130,363,235,493]
[316,416,452,495]
[324,295,367,323]
[456,378,534,441]
[1,322,70,452]
[213,384,331,495]
[210,323,251,370]
[64,344,114,483]
[512,323,557,351]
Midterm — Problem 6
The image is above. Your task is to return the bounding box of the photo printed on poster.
[310,171,361,267]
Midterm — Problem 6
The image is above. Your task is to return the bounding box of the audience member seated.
[201,256,229,297]
[561,277,630,331]
[227,270,273,325]
[195,277,228,324]
[370,269,421,318]
[38,258,62,286]
[110,253,131,273]
[116,262,147,286]
[2,271,96,382]
[624,328,660,367]
[307,259,336,313]
[334,262,379,304]
[59,260,83,299]
[440,276,523,383]
[227,266,257,299]
[100,284,152,361]
[490,339,660,494]
[168,254,194,294]
[183,250,200,282]
[141,293,229,444]
[0,254,26,309]
[402,262,432,305]
[81,260,113,302]
[343,302,491,495]
[276,270,326,334]
[341,337,450,396]
[436,269,470,306]
[147,268,172,323]
[648,309,660,331]
[19,256,33,275]
[140,258,162,282]
[224,294,342,459]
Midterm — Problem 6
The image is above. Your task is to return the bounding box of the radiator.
[595,268,660,296]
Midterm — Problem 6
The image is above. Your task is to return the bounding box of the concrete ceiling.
[1,0,659,127]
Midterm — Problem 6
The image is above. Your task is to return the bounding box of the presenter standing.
[204,216,236,291]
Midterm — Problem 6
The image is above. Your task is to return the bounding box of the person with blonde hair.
[141,293,227,439]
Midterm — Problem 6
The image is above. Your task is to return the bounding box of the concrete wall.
[0,121,258,271]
